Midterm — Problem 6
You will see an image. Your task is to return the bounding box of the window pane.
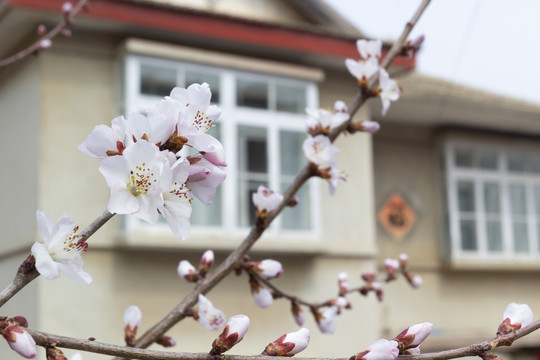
[276,84,306,113]
[460,219,477,250]
[507,151,526,172]
[509,184,527,215]
[237,79,268,109]
[529,155,540,173]
[455,147,474,168]
[535,186,540,216]
[140,65,176,97]
[484,183,500,214]
[478,149,497,170]
[281,181,310,230]
[486,220,503,252]
[513,222,529,253]
[185,71,220,103]
[458,181,475,212]
[280,131,305,176]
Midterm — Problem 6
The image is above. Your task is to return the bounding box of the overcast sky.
[324,0,540,104]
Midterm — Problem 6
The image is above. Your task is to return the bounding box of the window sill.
[446,257,540,271]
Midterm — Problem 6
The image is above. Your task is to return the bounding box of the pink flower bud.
[156,335,176,347]
[398,253,408,266]
[46,347,69,360]
[262,328,310,356]
[123,305,142,346]
[62,2,73,13]
[334,100,348,113]
[315,306,338,334]
[0,320,37,359]
[177,260,198,282]
[411,275,423,288]
[211,315,250,355]
[350,339,399,360]
[360,121,380,134]
[338,272,349,295]
[384,258,399,271]
[498,303,534,335]
[37,24,47,36]
[361,272,376,283]
[200,250,214,275]
[394,322,433,351]
[251,259,283,279]
[39,39,52,49]
[291,301,305,326]
[249,277,274,308]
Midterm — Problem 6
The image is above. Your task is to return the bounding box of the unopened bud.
[177,260,198,282]
[200,250,214,275]
[62,2,73,13]
[497,303,534,335]
[411,275,423,288]
[37,24,47,36]
[291,301,305,326]
[13,316,28,328]
[287,196,299,207]
[249,276,274,308]
[361,272,377,283]
[0,318,37,359]
[39,39,52,49]
[314,306,338,334]
[398,253,408,267]
[338,272,349,295]
[46,347,68,360]
[249,259,283,279]
[394,322,433,352]
[210,315,250,355]
[123,305,142,346]
[350,339,399,360]
[262,328,310,356]
[333,100,348,113]
[156,335,176,348]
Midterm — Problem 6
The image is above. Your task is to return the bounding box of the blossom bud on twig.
[199,250,214,276]
[291,301,305,326]
[349,338,399,360]
[262,328,310,357]
[0,317,37,359]
[46,347,68,360]
[156,335,176,348]
[384,258,399,281]
[39,39,53,50]
[394,322,433,352]
[252,185,283,219]
[398,253,408,268]
[177,260,198,282]
[196,294,226,331]
[314,306,338,334]
[249,276,274,308]
[338,272,349,296]
[497,303,534,335]
[37,24,47,36]
[248,259,283,279]
[210,315,250,355]
[123,305,142,346]
[334,100,348,113]
[62,2,73,14]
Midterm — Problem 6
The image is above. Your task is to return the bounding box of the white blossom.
[252,185,283,214]
[197,294,226,331]
[379,69,400,116]
[303,135,339,166]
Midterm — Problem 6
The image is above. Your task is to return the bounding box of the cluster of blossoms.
[384,253,423,288]
[303,101,349,195]
[345,39,400,116]
[79,83,226,240]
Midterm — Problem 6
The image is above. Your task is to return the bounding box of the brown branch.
[0,0,89,68]
[0,210,114,308]
[23,319,540,360]
[120,1,432,356]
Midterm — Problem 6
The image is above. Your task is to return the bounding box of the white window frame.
[445,140,540,261]
[123,54,322,241]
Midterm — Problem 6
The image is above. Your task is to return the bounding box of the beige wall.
[374,122,540,353]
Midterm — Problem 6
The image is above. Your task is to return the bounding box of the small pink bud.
[123,305,142,346]
[361,272,376,283]
[291,301,305,326]
[156,335,176,347]
[0,321,37,359]
[177,260,198,282]
[333,100,348,113]
[398,253,408,266]
[394,322,433,351]
[315,306,338,334]
[338,272,349,295]
[498,303,534,335]
[37,24,47,36]
[200,250,214,275]
[251,259,283,279]
[13,316,28,328]
[411,275,423,288]
[46,347,68,360]
[360,121,380,134]
[211,315,250,355]
[249,277,274,308]
[262,328,310,356]
[350,339,399,360]
[39,39,52,49]
[62,2,73,13]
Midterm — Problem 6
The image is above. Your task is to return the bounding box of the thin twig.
[121,1,432,356]
[0,0,89,67]
[25,319,540,360]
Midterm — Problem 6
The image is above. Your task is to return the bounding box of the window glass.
[276,84,306,113]
[237,79,268,109]
[458,181,475,212]
[509,184,527,215]
[484,183,500,214]
[513,222,529,253]
[460,219,477,250]
[455,147,474,168]
[140,65,176,97]
[507,151,526,173]
[238,126,268,227]
[486,220,503,252]
[478,149,498,170]
[281,180,311,230]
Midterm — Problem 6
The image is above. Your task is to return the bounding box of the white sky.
[324,0,540,104]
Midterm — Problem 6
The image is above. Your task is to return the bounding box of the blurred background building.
[0,0,540,359]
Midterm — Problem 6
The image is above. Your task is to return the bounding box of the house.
[1,1,539,360]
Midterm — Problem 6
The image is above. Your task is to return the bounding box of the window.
[445,141,540,260]
[124,55,320,238]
